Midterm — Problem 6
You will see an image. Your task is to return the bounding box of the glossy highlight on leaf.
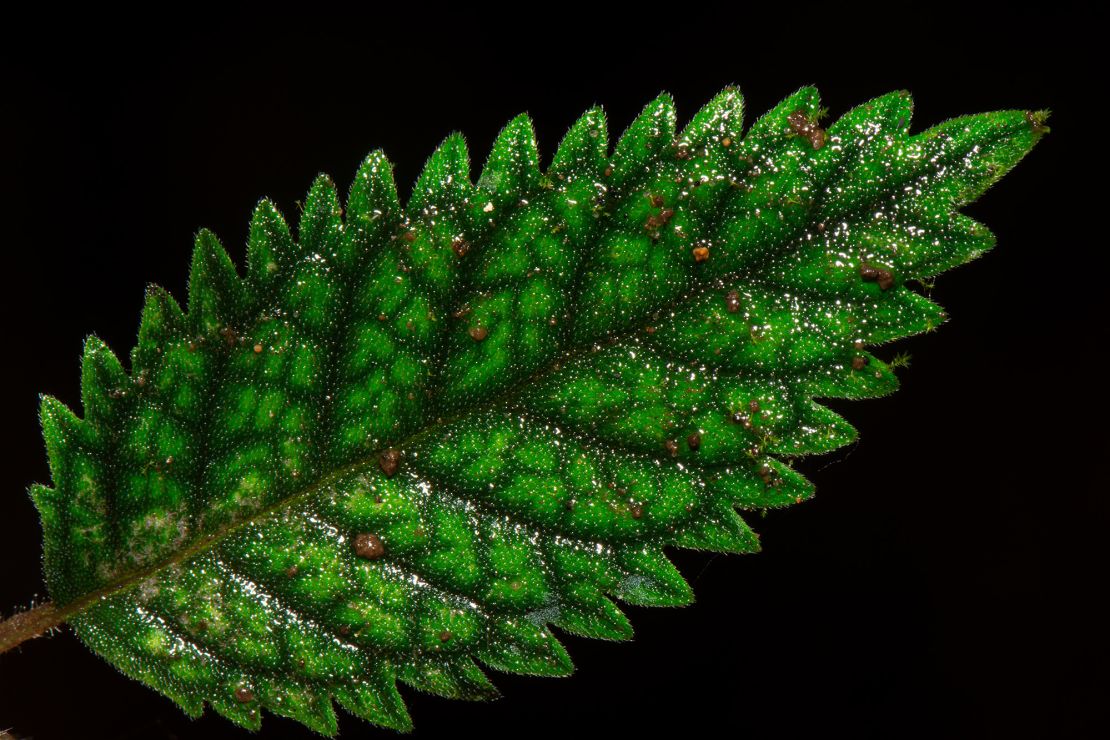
[26,87,1046,733]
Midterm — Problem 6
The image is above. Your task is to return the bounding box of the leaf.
[25,88,1046,733]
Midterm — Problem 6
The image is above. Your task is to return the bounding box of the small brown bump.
[725,290,741,313]
[649,193,665,207]
[664,439,679,457]
[194,619,208,632]
[451,238,470,257]
[644,325,656,334]
[402,230,416,243]
[749,400,761,414]
[439,630,452,642]
[816,222,826,233]
[853,339,865,350]
[859,263,880,280]
[354,532,386,560]
[875,269,895,291]
[722,136,732,147]
[692,245,710,263]
[285,565,299,578]
[851,356,869,371]
[758,463,773,480]
[469,325,489,342]
[658,207,674,225]
[603,165,613,177]
[253,343,263,354]
[339,625,351,636]
[675,145,690,160]
[378,313,387,321]
[379,448,400,477]
[234,686,255,703]
[629,502,644,519]
[687,432,701,451]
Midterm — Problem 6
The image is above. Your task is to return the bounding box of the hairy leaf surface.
[31,87,1046,733]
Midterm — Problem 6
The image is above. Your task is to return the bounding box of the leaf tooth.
[769,401,858,456]
[29,482,62,543]
[477,112,541,207]
[137,283,185,350]
[808,352,900,401]
[679,84,744,147]
[740,84,821,144]
[408,131,471,213]
[187,228,246,334]
[549,105,608,178]
[246,197,295,293]
[810,89,914,188]
[39,393,85,485]
[397,657,499,701]
[609,91,676,187]
[260,683,339,737]
[551,595,633,641]
[714,459,816,511]
[614,546,693,607]
[347,149,401,234]
[913,108,1048,206]
[299,173,344,259]
[209,680,264,731]
[673,501,760,554]
[333,670,413,733]
[477,618,573,677]
[80,335,126,427]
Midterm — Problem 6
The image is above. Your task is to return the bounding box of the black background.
[0,5,1103,739]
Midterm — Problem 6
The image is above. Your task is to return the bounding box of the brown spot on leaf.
[722,136,732,147]
[851,356,869,371]
[692,245,710,263]
[787,109,827,150]
[234,686,255,703]
[451,238,470,257]
[725,290,741,313]
[379,449,400,477]
[664,439,679,457]
[253,343,263,354]
[876,269,894,290]
[860,263,880,280]
[629,502,644,519]
[285,565,299,578]
[469,325,489,342]
[354,532,386,560]
[439,630,452,642]
[687,432,701,451]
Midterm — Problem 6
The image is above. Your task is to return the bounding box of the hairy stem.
[0,601,65,653]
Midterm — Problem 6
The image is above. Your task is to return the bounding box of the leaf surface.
[31,88,1046,733]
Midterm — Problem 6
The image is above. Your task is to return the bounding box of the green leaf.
[25,88,1046,733]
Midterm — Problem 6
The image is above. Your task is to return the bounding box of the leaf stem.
[0,601,65,653]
